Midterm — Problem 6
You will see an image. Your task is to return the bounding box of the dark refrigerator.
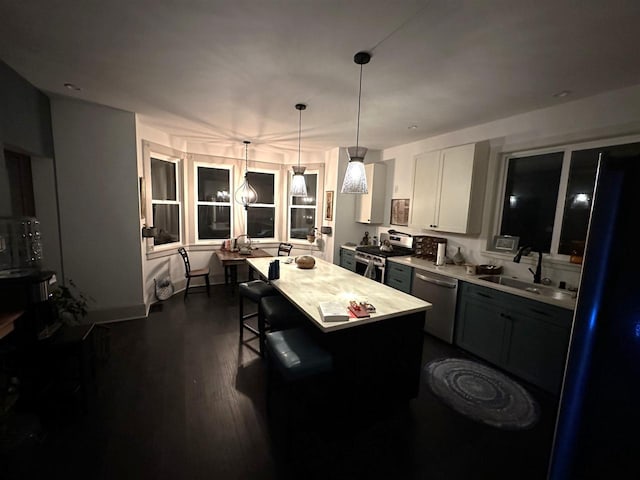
[548,154,640,478]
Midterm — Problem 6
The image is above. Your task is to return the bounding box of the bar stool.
[264,327,333,450]
[258,295,307,355]
[238,280,278,353]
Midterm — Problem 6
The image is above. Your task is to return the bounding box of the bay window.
[151,155,181,246]
[246,171,276,239]
[289,172,318,240]
[196,164,232,241]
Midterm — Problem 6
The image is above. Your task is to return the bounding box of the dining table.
[246,255,431,410]
[214,248,272,293]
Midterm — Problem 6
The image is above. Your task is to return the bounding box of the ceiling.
[1,0,639,157]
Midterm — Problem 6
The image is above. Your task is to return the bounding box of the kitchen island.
[247,256,431,405]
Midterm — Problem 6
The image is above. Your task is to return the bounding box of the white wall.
[51,97,145,322]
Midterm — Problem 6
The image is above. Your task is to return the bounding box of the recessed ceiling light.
[408,124,418,130]
[64,83,81,91]
[552,90,571,98]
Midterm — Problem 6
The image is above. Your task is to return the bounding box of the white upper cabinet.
[410,142,489,234]
[355,162,387,224]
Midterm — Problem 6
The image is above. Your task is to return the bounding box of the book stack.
[318,301,349,322]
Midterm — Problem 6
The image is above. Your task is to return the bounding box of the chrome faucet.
[513,245,543,284]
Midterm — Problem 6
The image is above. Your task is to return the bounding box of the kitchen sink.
[478,275,576,301]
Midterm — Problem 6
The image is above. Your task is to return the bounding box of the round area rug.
[424,358,540,430]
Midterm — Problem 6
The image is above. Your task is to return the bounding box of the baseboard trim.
[87,303,147,324]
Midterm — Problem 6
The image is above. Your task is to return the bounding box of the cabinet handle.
[529,308,551,317]
[500,312,512,320]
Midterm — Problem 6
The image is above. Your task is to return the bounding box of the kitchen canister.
[435,242,446,266]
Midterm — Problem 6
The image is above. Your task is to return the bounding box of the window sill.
[480,250,583,273]
[145,240,321,261]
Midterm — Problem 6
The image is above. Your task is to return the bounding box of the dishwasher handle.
[414,272,457,289]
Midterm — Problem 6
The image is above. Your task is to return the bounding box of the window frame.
[287,168,321,244]
[242,166,279,242]
[193,161,234,244]
[491,133,640,264]
[149,152,183,249]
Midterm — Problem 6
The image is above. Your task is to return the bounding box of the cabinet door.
[410,150,441,228]
[340,249,356,271]
[436,143,475,233]
[385,262,413,293]
[355,163,386,223]
[455,285,507,365]
[503,301,572,394]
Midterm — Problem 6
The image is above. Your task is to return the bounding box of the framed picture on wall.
[390,199,410,226]
[325,191,334,221]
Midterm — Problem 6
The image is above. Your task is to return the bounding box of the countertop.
[387,255,576,311]
[247,256,431,333]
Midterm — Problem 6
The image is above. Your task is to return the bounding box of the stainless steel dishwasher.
[411,268,458,343]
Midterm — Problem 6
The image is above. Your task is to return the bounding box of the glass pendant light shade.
[290,165,308,197]
[341,51,371,194]
[290,103,308,197]
[234,140,258,210]
[341,146,368,194]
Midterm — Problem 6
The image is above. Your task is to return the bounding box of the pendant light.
[290,103,308,197]
[234,140,258,210]
[341,51,371,194]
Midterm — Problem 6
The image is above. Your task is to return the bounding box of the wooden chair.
[177,247,210,300]
[278,243,293,256]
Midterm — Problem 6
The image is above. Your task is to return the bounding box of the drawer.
[342,258,356,271]
[386,275,411,294]
[386,262,412,283]
[341,249,355,260]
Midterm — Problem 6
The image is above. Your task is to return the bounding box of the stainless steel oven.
[354,251,386,282]
[354,232,414,283]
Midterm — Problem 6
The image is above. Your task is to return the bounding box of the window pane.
[292,173,317,206]
[290,208,316,239]
[558,152,598,255]
[247,172,274,204]
[198,205,230,239]
[559,141,640,255]
[500,152,563,252]
[247,207,274,238]
[198,167,230,202]
[152,204,180,245]
[151,158,177,201]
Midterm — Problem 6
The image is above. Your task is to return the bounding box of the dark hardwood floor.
[1,284,559,479]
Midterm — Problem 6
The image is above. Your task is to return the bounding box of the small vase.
[453,247,465,266]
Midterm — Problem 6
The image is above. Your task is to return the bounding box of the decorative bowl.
[295,255,315,269]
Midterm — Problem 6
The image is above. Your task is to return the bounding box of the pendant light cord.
[355,63,363,151]
[244,142,248,174]
[298,107,302,167]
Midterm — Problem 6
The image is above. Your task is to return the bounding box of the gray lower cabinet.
[340,248,356,271]
[455,282,573,395]
[385,262,413,293]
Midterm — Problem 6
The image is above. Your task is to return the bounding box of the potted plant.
[51,278,94,326]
